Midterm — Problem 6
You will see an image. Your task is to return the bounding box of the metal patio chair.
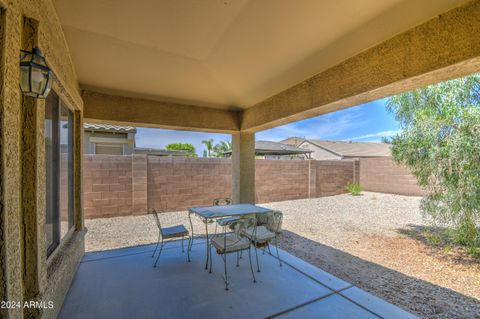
[241,210,283,271]
[212,197,233,206]
[150,209,191,267]
[213,197,239,232]
[209,216,257,290]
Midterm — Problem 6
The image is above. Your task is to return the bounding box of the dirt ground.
[85,192,480,319]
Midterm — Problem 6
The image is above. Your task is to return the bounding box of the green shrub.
[346,182,362,196]
[387,74,480,258]
[454,218,478,247]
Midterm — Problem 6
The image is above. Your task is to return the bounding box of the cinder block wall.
[147,156,232,211]
[83,155,133,218]
[315,160,356,196]
[359,157,426,196]
[255,159,310,203]
[82,156,426,218]
[83,156,357,218]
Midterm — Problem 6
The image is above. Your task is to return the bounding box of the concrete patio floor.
[58,238,417,319]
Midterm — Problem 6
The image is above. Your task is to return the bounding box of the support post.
[231,132,255,204]
[20,17,46,319]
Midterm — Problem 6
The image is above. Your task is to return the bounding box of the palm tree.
[213,141,232,157]
[201,138,214,157]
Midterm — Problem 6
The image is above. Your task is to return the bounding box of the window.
[95,144,123,155]
[45,91,74,256]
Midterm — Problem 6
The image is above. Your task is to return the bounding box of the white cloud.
[257,108,368,141]
[346,130,400,141]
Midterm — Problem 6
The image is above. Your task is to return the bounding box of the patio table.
[188,204,273,270]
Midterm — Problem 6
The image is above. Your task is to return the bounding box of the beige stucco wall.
[83,91,241,133]
[0,1,85,318]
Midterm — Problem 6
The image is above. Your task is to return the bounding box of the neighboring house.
[224,140,312,160]
[84,123,137,155]
[84,123,186,156]
[281,137,391,160]
[134,147,186,157]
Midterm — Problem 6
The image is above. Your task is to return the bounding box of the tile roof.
[223,140,311,155]
[255,140,312,154]
[134,147,186,156]
[307,139,391,157]
[83,123,136,133]
[280,137,305,147]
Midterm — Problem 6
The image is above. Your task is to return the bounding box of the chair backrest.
[150,209,162,231]
[213,197,233,206]
[271,211,283,234]
[258,210,283,234]
[222,215,257,233]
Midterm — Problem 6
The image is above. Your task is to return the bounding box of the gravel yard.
[85,192,480,319]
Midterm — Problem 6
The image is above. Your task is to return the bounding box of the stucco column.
[19,17,46,318]
[74,111,84,230]
[231,132,255,204]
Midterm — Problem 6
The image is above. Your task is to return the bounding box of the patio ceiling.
[54,0,470,110]
[54,0,480,132]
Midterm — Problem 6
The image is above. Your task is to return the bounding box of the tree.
[201,138,214,157]
[165,143,197,157]
[386,74,480,255]
[213,141,232,157]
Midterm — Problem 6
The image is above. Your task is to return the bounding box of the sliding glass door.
[45,91,74,256]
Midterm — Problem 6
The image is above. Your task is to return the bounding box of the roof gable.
[306,139,391,157]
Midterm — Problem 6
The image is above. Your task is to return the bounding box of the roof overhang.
[55,0,480,133]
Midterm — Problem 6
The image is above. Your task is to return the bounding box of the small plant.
[426,233,441,246]
[346,182,362,196]
[467,246,480,258]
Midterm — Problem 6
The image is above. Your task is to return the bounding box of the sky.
[135,98,401,156]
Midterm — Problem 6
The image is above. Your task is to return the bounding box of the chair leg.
[209,243,213,274]
[224,253,229,290]
[254,241,260,272]
[275,237,282,267]
[248,247,256,283]
[152,232,161,257]
[153,239,164,267]
[240,250,243,259]
[267,243,272,254]
[188,234,193,252]
[205,222,210,270]
[236,251,240,267]
[181,236,185,253]
[187,236,191,262]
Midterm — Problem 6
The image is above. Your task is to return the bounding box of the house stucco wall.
[83,130,134,155]
[0,1,84,318]
[298,140,342,160]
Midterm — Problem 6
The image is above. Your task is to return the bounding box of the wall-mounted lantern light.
[20,47,54,98]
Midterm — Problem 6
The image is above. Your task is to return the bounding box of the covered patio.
[58,239,415,319]
[1,1,480,319]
